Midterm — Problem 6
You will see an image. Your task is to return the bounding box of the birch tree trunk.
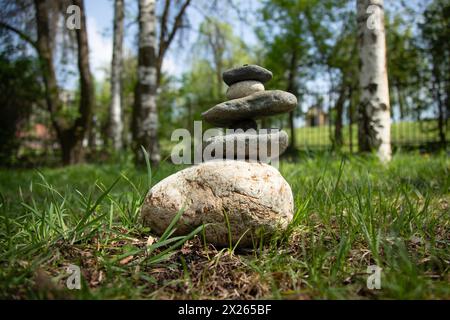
[356,0,392,162]
[134,0,160,165]
[109,0,124,150]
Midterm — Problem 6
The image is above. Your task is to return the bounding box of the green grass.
[296,121,449,149]
[0,153,449,299]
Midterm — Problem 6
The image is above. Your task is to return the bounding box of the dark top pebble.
[222,64,273,86]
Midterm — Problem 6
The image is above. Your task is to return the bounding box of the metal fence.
[295,106,448,152]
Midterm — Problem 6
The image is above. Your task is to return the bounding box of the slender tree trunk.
[334,84,347,149]
[288,112,296,149]
[348,86,354,153]
[210,24,224,99]
[394,81,405,119]
[215,58,223,99]
[133,0,160,166]
[109,0,124,150]
[35,0,74,164]
[71,0,94,164]
[34,0,94,165]
[34,0,63,144]
[286,48,298,150]
[187,96,193,134]
[88,115,97,150]
[432,71,447,146]
[356,0,391,162]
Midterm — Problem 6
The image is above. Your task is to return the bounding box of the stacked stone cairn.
[202,64,296,161]
[141,65,297,247]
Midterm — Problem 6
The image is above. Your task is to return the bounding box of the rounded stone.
[141,161,294,247]
[203,130,289,160]
[202,90,298,127]
[223,65,273,86]
[226,80,265,100]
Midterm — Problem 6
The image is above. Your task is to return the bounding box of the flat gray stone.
[223,65,273,86]
[203,130,289,161]
[202,90,297,127]
[226,80,265,100]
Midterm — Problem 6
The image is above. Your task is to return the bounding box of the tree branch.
[160,0,191,60]
[158,0,171,65]
[159,0,171,47]
[0,20,38,51]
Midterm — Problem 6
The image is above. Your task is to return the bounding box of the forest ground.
[0,152,449,299]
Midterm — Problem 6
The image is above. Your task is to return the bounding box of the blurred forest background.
[0,0,448,167]
[0,0,449,300]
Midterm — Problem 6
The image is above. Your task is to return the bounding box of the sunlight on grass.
[0,153,449,299]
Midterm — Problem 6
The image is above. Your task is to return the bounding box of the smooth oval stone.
[203,130,289,161]
[141,161,294,247]
[223,65,273,86]
[226,80,265,100]
[202,90,298,127]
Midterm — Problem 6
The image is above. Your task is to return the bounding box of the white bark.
[357,0,392,162]
[109,0,124,150]
[137,0,160,164]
